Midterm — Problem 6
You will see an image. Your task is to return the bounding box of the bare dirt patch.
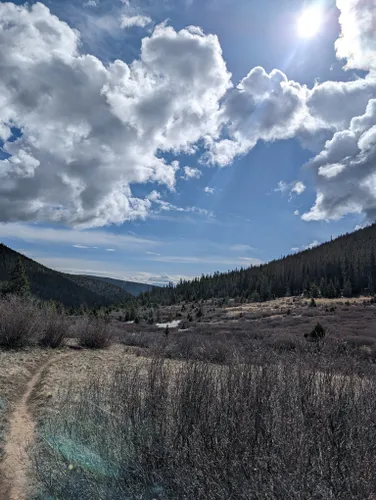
[0,351,68,500]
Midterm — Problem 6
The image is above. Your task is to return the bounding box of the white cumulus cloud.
[291,181,306,195]
[336,0,376,72]
[303,99,376,221]
[0,3,231,228]
[182,167,202,180]
[275,180,305,197]
[1,0,376,228]
[121,15,152,29]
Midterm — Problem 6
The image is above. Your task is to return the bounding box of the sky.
[0,0,375,285]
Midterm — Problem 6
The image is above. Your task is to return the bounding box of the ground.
[1,296,376,498]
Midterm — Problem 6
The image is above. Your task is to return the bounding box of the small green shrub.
[307,322,326,341]
[304,322,326,340]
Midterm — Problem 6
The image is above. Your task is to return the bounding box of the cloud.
[125,271,195,286]
[0,222,159,251]
[146,251,161,256]
[275,180,305,197]
[1,0,376,228]
[120,15,152,28]
[181,166,202,180]
[291,240,320,252]
[306,76,376,131]
[83,0,98,7]
[290,181,306,195]
[73,244,91,249]
[230,244,254,252]
[335,0,376,72]
[303,99,376,221]
[106,248,116,251]
[205,67,308,166]
[204,186,215,194]
[274,181,289,194]
[145,254,263,266]
[147,190,213,217]
[294,210,300,216]
[0,4,231,227]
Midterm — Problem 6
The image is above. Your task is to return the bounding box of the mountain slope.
[65,274,133,303]
[83,275,156,296]
[0,245,130,308]
[144,224,376,304]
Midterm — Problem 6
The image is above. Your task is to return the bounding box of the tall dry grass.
[32,357,376,499]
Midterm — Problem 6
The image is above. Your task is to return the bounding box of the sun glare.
[297,6,323,38]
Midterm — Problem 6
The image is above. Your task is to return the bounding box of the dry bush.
[0,295,42,348]
[32,357,376,499]
[76,315,113,349]
[345,336,375,348]
[40,308,68,348]
[120,331,156,349]
[270,335,298,352]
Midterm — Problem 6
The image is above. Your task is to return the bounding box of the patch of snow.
[156,320,181,329]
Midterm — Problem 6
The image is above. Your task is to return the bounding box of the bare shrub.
[120,331,155,349]
[0,295,42,348]
[40,307,68,348]
[345,336,375,348]
[271,335,298,352]
[76,315,113,349]
[32,357,376,499]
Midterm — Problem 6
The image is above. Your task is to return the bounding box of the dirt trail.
[0,353,70,500]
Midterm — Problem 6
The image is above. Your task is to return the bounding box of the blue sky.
[0,0,374,285]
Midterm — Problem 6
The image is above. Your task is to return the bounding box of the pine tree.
[326,280,337,299]
[368,274,374,296]
[310,282,320,298]
[6,258,30,296]
[343,279,352,298]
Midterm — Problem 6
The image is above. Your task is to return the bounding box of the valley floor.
[1,296,376,498]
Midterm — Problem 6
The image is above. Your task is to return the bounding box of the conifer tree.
[6,257,30,296]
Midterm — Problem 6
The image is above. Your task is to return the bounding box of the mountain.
[64,274,133,304]
[83,275,156,296]
[0,244,132,308]
[143,224,376,304]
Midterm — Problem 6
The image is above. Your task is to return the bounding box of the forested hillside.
[143,224,376,304]
[65,275,132,304]
[0,244,131,308]
[83,275,155,296]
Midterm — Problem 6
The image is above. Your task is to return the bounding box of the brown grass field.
[1,296,376,498]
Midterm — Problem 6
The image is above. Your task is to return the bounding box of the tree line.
[141,224,376,304]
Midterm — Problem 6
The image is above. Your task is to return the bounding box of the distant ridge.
[83,275,156,296]
[0,244,137,308]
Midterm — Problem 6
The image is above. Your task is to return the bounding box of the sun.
[297,6,323,38]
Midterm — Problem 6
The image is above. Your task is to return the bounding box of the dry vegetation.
[112,295,376,369]
[2,295,376,498]
[31,357,376,499]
